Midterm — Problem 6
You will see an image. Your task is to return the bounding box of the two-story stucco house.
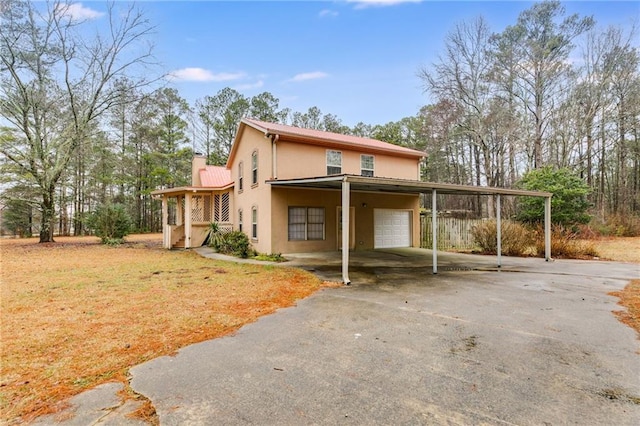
[229,118,426,255]
[153,118,425,254]
[153,118,553,283]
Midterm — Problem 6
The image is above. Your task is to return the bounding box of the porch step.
[172,236,186,249]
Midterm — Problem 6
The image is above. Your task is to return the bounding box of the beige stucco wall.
[275,141,420,180]
[229,126,274,253]
[229,125,422,254]
[270,187,420,254]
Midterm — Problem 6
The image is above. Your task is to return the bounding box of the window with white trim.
[288,207,325,241]
[251,151,258,185]
[238,162,243,192]
[251,206,258,240]
[238,209,243,233]
[326,150,342,175]
[361,154,374,177]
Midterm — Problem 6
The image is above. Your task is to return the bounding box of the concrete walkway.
[34,249,640,425]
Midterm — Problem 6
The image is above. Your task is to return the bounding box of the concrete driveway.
[130,250,640,425]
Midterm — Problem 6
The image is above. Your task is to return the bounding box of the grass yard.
[1,234,638,423]
[0,234,329,423]
[591,237,640,263]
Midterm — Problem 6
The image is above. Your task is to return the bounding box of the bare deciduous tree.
[492,0,594,168]
[0,0,155,242]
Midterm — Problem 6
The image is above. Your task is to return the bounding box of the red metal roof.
[199,165,232,188]
[238,118,425,159]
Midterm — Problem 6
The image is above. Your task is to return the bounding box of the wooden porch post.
[176,195,183,226]
[162,196,169,249]
[185,193,192,249]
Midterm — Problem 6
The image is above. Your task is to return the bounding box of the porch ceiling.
[267,175,552,198]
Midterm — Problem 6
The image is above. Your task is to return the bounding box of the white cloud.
[234,80,264,91]
[289,71,329,82]
[347,0,422,9]
[319,9,339,18]
[54,3,104,20]
[167,68,246,82]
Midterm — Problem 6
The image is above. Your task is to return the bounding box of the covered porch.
[152,187,233,249]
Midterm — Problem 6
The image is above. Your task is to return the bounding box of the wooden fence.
[420,215,484,251]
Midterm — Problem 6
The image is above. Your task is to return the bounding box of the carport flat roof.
[267,175,552,198]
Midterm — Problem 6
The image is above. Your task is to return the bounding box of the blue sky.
[64,1,639,126]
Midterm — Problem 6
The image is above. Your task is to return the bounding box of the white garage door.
[374,209,411,248]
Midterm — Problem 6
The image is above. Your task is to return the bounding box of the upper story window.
[361,154,374,177]
[326,150,342,175]
[238,162,243,192]
[251,151,258,185]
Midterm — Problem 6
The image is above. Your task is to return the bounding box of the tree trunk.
[585,114,594,187]
[616,95,627,214]
[534,93,544,168]
[40,185,56,243]
[598,106,606,218]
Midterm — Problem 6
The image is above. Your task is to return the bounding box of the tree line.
[1,0,638,241]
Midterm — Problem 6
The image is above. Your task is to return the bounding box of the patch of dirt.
[450,335,478,353]
[596,388,640,405]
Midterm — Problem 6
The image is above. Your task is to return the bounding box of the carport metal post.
[545,196,551,261]
[496,194,502,268]
[342,179,351,285]
[432,189,437,274]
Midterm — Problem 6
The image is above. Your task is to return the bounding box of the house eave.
[151,183,234,197]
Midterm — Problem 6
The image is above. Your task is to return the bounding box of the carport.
[269,175,553,284]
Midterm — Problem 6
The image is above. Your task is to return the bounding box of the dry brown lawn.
[610,280,640,343]
[591,237,640,263]
[598,237,640,345]
[1,234,638,423]
[0,234,329,423]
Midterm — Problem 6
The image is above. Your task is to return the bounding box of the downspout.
[268,133,279,180]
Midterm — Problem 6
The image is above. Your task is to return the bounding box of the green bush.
[253,253,286,262]
[214,230,252,258]
[517,166,591,226]
[471,220,533,256]
[208,222,226,248]
[86,203,132,244]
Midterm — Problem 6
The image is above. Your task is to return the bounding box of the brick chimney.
[191,154,207,187]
